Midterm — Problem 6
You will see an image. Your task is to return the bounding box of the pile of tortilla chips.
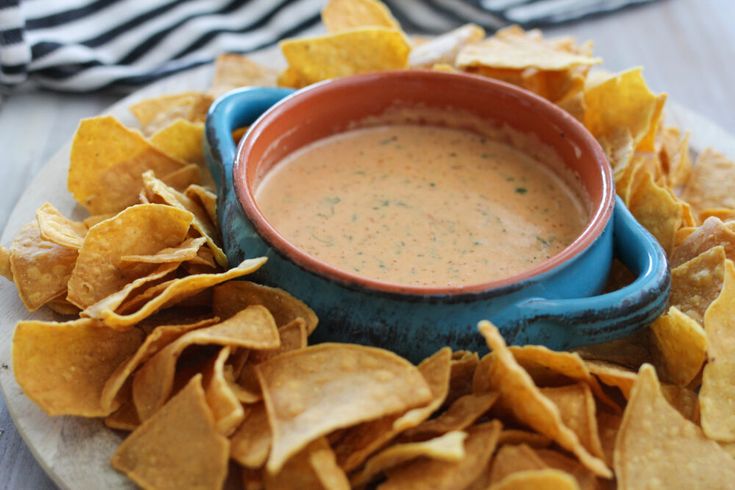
[4,0,735,488]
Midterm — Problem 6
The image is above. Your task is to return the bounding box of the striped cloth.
[0,0,655,93]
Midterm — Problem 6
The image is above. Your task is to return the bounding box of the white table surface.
[1,0,734,487]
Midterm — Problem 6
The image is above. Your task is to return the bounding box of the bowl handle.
[205,87,295,195]
[511,196,670,349]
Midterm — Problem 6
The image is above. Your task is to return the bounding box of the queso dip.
[255,124,588,288]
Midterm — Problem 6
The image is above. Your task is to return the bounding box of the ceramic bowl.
[205,71,669,361]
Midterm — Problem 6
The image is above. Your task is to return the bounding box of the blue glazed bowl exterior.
[206,79,670,362]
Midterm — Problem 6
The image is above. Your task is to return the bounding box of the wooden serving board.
[1,50,734,489]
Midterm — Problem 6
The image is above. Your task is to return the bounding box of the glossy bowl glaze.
[206,71,669,361]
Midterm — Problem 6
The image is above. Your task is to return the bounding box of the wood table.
[1,0,733,487]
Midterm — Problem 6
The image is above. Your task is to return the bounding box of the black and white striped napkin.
[0,0,656,93]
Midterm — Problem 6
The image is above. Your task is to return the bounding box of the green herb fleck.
[515,187,528,194]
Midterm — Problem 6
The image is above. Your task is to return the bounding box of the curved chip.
[614,364,735,489]
[129,92,212,135]
[380,421,501,490]
[35,202,87,249]
[213,281,318,333]
[120,236,207,265]
[257,343,432,473]
[185,184,218,225]
[209,53,278,98]
[351,431,466,488]
[540,384,605,460]
[489,444,548,485]
[68,116,186,214]
[111,374,229,490]
[402,392,498,440]
[535,449,599,490]
[263,438,349,490]
[650,306,707,386]
[322,0,400,33]
[670,245,726,323]
[477,322,611,478]
[132,305,279,421]
[409,24,485,68]
[231,402,272,469]
[150,119,205,166]
[671,217,735,267]
[9,222,77,311]
[204,347,246,436]
[489,469,580,490]
[13,318,144,416]
[586,360,637,399]
[67,203,193,308]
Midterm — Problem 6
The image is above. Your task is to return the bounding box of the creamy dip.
[255,124,588,287]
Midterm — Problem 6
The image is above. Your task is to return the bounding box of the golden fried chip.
[121,236,207,265]
[185,184,217,225]
[322,0,399,33]
[682,148,735,213]
[105,397,141,432]
[701,259,735,441]
[535,449,599,490]
[9,222,77,311]
[231,402,272,469]
[13,318,143,416]
[257,343,432,473]
[68,116,186,214]
[457,26,600,71]
[142,170,226,267]
[133,305,278,421]
[67,203,193,308]
[409,24,484,68]
[249,318,308,365]
[101,317,218,413]
[586,360,637,399]
[204,346,245,436]
[112,375,229,490]
[700,208,735,223]
[46,297,81,316]
[333,348,452,472]
[660,384,700,423]
[573,328,651,370]
[150,119,205,166]
[614,364,735,488]
[489,444,548,485]
[213,280,318,333]
[159,163,202,191]
[627,170,683,254]
[445,350,479,406]
[658,126,691,188]
[35,202,87,249]
[670,245,726,323]
[280,28,410,87]
[380,421,501,490]
[0,245,11,280]
[596,409,621,467]
[477,322,611,478]
[583,68,666,151]
[497,430,552,449]
[98,258,266,328]
[540,384,605,460]
[671,216,735,267]
[209,53,278,97]
[263,438,350,490]
[402,392,497,440]
[351,431,466,488]
[650,306,707,386]
[129,92,212,135]
[277,66,306,89]
[489,469,580,490]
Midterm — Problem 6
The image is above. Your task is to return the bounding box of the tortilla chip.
[0,245,11,280]
[700,208,735,223]
[614,364,735,488]
[596,409,622,467]
[185,184,218,225]
[332,348,452,472]
[660,384,700,423]
[35,202,87,249]
[280,28,410,87]
[583,68,665,151]
[68,116,186,214]
[209,53,278,98]
[67,203,193,308]
[497,430,552,449]
[402,393,497,440]
[231,402,272,469]
[682,148,735,213]
[700,259,735,441]
[409,24,485,68]
[380,421,501,490]
[132,306,278,421]
[129,92,212,135]
[535,449,599,490]
[540,384,605,459]
[322,0,399,33]
[277,66,307,89]
[112,375,229,490]
[650,306,707,386]
[9,222,77,311]
[489,443,548,485]
[249,318,308,366]
[97,257,266,328]
[351,431,467,488]
[13,318,143,416]
[586,360,637,399]
[489,469,580,490]
[150,119,205,166]
[158,163,201,192]
[203,346,246,436]
[46,297,81,316]
[671,217,735,267]
[457,26,600,71]
[257,343,432,473]
[477,322,611,478]
[670,245,726,323]
[105,397,141,432]
[213,281,318,333]
[120,236,207,265]
[445,350,479,406]
[658,126,691,188]
[263,438,349,490]
[627,170,683,254]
